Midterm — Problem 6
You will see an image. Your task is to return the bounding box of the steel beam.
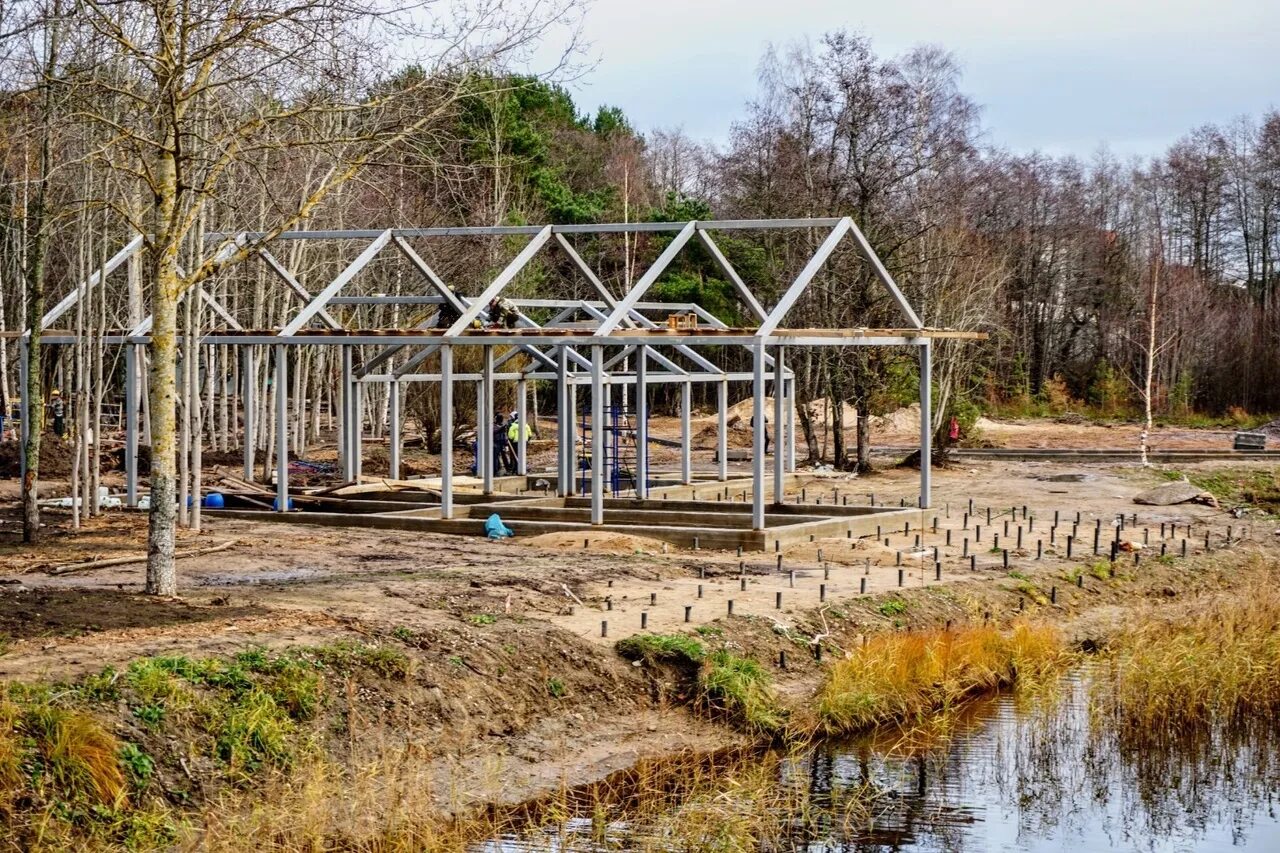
[445,226,553,336]
[696,230,767,321]
[595,221,698,335]
[757,220,853,336]
[258,249,342,329]
[280,229,391,336]
[848,218,924,329]
[39,236,142,331]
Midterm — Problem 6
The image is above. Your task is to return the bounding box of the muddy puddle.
[479,673,1280,851]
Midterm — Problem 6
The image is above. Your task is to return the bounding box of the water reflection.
[482,673,1280,851]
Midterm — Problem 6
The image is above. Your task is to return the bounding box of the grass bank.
[811,623,1070,735]
[1091,579,1280,743]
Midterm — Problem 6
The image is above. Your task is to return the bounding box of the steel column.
[556,346,570,496]
[785,378,796,473]
[352,375,363,482]
[717,378,728,481]
[440,345,454,519]
[18,339,28,482]
[481,346,494,494]
[125,345,139,506]
[635,346,648,499]
[388,379,401,480]
[680,380,692,485]
[242,348,256,482]
[591,345,604,524]
[339,347,352,480]
[516,376,528,476]
[752,342,766,530]
[920,340,932,508]
[568,384,579,495]
[275,345,289,512]
[774,346,786,503]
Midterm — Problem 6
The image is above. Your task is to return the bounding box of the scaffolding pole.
[125,345,139,505]
[516,375,528,476]
[717,378,728,481]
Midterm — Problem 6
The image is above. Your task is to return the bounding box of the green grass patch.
[615,634,707,666]
[1016,581,1050,606]
[697,651,785,735]
[877,599,908,618]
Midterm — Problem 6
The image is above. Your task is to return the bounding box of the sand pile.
[522,530,670,555]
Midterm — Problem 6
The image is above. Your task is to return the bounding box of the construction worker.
[506,411,533,445]
[492,413,514,475]
[50,390,66,438]
[750,413,771,454]
[431,286,464,328]
[485,296,518,329]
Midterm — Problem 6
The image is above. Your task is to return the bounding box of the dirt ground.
[1,416,1277,812]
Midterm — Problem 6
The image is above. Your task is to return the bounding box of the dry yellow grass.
[1092,580,1280,741]
[813,623,1069,735]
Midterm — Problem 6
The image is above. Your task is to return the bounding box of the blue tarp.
[485,513,514,539]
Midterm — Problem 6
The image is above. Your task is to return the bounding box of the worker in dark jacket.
[50,390,66,438]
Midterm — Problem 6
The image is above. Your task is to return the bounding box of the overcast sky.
[557,0,1280,158]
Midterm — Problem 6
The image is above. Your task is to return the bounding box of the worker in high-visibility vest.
[506,413,533,444]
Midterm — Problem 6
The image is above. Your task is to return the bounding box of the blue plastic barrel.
[202,492,225,509]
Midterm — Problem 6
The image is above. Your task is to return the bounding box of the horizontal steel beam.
[203,219,845,242]
[50,333,931,348]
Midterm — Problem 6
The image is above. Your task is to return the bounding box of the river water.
[484,674,1280,852]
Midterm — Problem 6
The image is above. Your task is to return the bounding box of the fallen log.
[44,539,240,576]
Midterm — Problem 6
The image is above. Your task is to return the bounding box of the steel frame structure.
[27,218,977,531]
